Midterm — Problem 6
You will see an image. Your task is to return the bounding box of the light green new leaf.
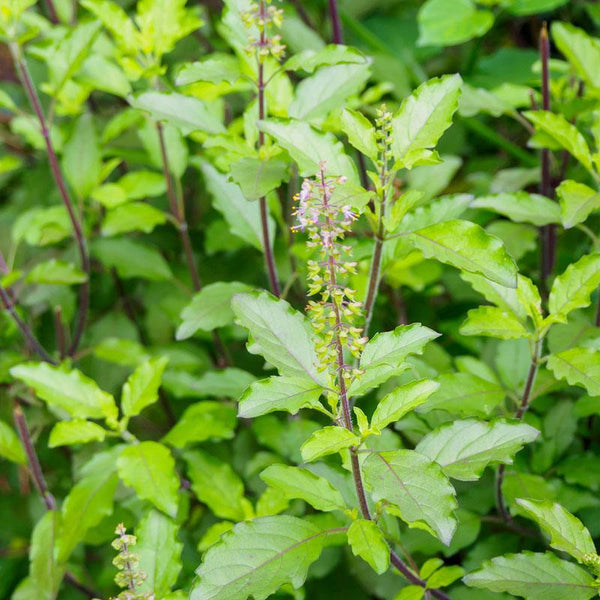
[136,510,183,599]
[349,324,440,397]
[283,44,367,73]
[472,192,561,226]
[101,202,166,236]
[392,74,462,169]
[464,551,598,600]
[552,22,600,90]
[238,376,324,418]
[548,253,600,323]
[162,401,236,448]
[258,119,358,183]
[300,426,360,462]
[347,519,390,575]
[460,306,530,339]
[48,420,106,447]
[26,259,86,285]
[229,158,289,200]
[525,111,594,175]
[117,170,167,200]
[408,219,518,288]
[117,442,180,517]
[231,291,325,385]
[547,347,600,396]
[80,0,137,53]
[0,420,25,463]
[177,281,252,339]
[556,180,600,229]
[416,419,539,481]
[371,379,440,430]
[30,511,63,600]
[122,356,169,418]
[129,91,223,135]
[363,450,457,545]
[418,0,494,47]
[340,108,378,161]
[504,0,568,16]
[516,499,596,563]
[191,516,329,600]
[10,363,117,424]
[176,54,241,85]
[260,464,346,512]
[185,450,249,521]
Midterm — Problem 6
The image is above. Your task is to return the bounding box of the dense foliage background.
[2,0,600,599]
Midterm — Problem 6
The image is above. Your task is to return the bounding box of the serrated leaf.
[121,356,169,418]
[371,379,439,430]
[460,306,530,339]
[48,420,106,447]
[283,44,367,73]
[552,22,600,90]
[190,516,329,600]
[363,450,457,545]
[416,419,539,481]
[464,551,598,600]
[347,519,390,575]
[238,376,324,418]
[300,426,360,462]
[229,158,288,200]
[163,368,255,400]
[176,54,241,85]
[547,347,600,396]
[556,180,600,229]
[0,420,25,463]
[260,464,346,512]
[177,282,252,339]
[117,442,180,517]
[472,192,561,226]
[391,74,462,169]
[516,499,596,563]
[340,108,378,161]
[408,220,518,288]
[231,291,325,386]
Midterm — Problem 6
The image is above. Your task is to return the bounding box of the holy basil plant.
[2,0,600,599]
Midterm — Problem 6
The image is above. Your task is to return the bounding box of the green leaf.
[516,499,596,563]
[92,238,172,281]
[191,516,330,600]
[80,0,138,54]
[552,22,600,90]
[283,44,367,73]
[289,63,370,121]
[391,74,462,169]
[129,91,224,136]
[547,348,600,396]
[238,376,324,418]
[472,192,561,226]
[62,113,101,198]
[26,259,86,285]
[548,254,600,323]
[421,372,505,417]
[260,464,346,512]
[300,426,360,462]
[177,282,252,340]
[229,158,289,200]
[0,420,26,464]
[136,510,183,598]
[416,419,540,481]
[464,551,598,600]
[427,565,465,588]
[10,363,118,424]
[556,180,600,229]
[162,401,237,448]
[185,450,249,521]
[418,0,494,47]
[340,109,378,161]
[117,442,180,517]
[101,202,166,236]
[117,170,167,200]
[121,356,169,418]
[347,519,390,575]
[525,111,594,175]
[363,450,457,545]
[163,368,255,400]
[231,291,325,385]
[258,118,358,183]
[48,420,107,447]
[30,512,63,600]
[408,219,518,288]
[199,161,275,250]
[459,306,530,339]
[349,324,440,397]
[176,54,241,85]
[504,0,568,16]
[371,379,440,430]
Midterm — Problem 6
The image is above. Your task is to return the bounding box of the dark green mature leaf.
[231,291,325,385]
[229,158,289,200]
[552,22,600,90]
[30,511,63,600]
[62,113,101,198]
[0,420,26,463]
[163,368,255,400]
[283,44,367,73]
[547,348,600,396]
[363,450,457,545]
[347,519,390,575]
[504,0,568,16]
[391,74,462,169]
[121,356,168,418]
[117,442,180,517]
[26,259,86,285]
[464,552,598,599]
[416,419,539,481]
[191,516,331,600]
[516,499,596,563]
[556,181,600,229]
[472,192,561,226]
[408,220,518,288]
[177,282,252,339]
[136,510,183,599]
